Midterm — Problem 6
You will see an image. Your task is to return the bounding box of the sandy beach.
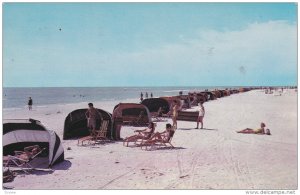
[3,89,297,190]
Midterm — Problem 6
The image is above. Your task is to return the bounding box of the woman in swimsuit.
[236,122,269,134]
[123,122,156,146]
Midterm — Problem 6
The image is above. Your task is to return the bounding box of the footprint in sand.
[179,174,189,179]
[210,167,218,172]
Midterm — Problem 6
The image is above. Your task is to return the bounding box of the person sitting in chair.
[123,122,156,146]
[15,145,42,161]
[145,123,174,143]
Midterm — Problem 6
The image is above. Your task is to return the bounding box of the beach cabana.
[141,98,170,114]
[212,90,221,98]
[112,103,151,125]
[197,92,208,103]
[179,95,192,109]
[63,108,113,140]
[112,103,151,140]
[239,88,251,92]
[160,96,182,110]
[3,119,64,167]
[220,90,230,97]
[230,89,240,94]
[204,91,216,101]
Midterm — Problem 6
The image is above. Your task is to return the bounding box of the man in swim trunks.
[85,103,103,135]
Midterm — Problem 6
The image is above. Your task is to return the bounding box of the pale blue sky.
[3,3,297,87]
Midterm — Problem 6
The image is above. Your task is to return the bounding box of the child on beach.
[196,103,205,129]
[236,122,271,135]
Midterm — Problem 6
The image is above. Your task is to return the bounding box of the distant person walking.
[150,93,153,98]
[28,97,33,110]
[146,92,148,99]
[196,103,205,129]
[85,103,103,135]
[140,92,144,102]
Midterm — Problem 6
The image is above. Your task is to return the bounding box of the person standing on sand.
[28,97,33,110]
[85,103,103,135]
[172,100,179,129]
[150,93,153,98]
[196,102,205,129]
[140,92,144,102]
[146,92,148,99]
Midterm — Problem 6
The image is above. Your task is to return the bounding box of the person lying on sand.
[123,122,156,146]
[236,122,271,135]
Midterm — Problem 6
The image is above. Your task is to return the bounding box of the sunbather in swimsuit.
[123,122,156,146]
[236,122,267,134]
[145,123,174,143]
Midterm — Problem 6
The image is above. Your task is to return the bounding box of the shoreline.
[3,89,298,189]
[3,97,141,113]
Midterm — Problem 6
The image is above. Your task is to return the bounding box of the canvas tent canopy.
[141,98,170,114]
[196,93,208,103]
[63,108,113,140]
[160,96,182,109]
[239,88,251,92]
[212,91,221,98]
[178,95,191,109]
[112,103,151,139]
[113,103,151,124]
[3,119,64,167]
[204,91,217,101]
[230,89,240,94]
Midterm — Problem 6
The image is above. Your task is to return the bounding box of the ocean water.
[3,87,230,109]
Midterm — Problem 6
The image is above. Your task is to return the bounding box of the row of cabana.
[0,87,261,167]
[63,87,254,141]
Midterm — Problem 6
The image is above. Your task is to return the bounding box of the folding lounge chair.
[3,146,46,174]
[123,129,154,147]
[78,120,109,145]
[141,130,175,151]
[93,120,110,144]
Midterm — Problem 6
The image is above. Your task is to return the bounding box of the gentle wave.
[3,86,231,109]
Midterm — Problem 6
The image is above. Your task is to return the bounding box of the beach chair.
[123,129,154,147]
[93,120,110,143]
[3,145,46,174]
[78,120,109,145]
[141,129,176,151]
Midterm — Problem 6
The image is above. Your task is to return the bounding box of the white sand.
[3,89,297,190]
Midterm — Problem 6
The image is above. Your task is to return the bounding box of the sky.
[3,3,298,87]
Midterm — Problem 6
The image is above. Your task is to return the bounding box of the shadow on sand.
[52,160,72,171]
[78,140,118,148]
[178,127,218,131]
[30,159,72,175]
[154,146,186,151]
